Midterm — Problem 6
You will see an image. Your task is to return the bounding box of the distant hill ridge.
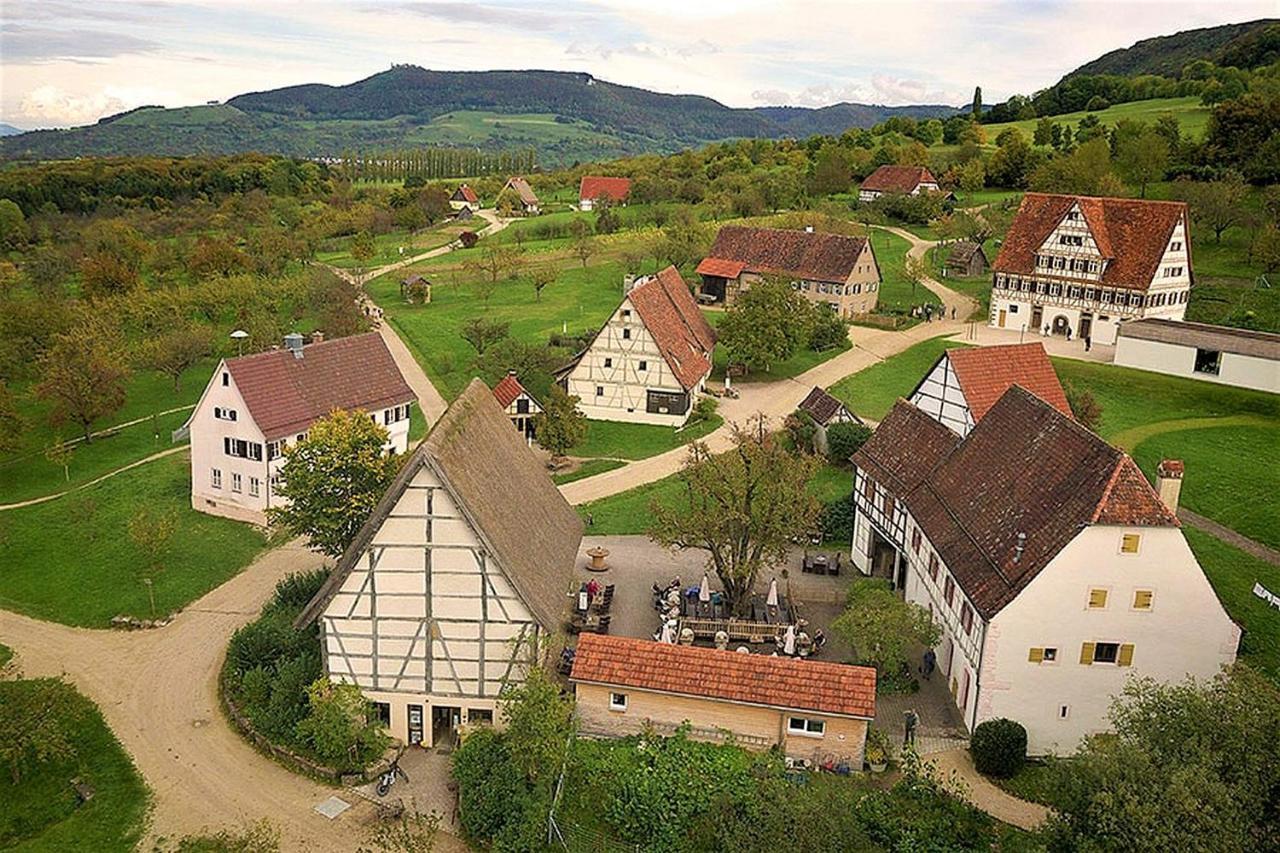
[0,66,959,162]
[1064,19,1279,79]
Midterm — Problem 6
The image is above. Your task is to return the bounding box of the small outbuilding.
[496,177,539,215]
[796,386,862,455]
[1115,318,1280,394]
[944,241,989,277]
[400,274,431,304]
[450,184,479,210]
[493,370,543,443]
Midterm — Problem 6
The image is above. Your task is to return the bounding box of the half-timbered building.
[908,342,1070,437]
[294,379,584,748]
[559,266,716,426]
[990,193,1193,345]
[492,370,543,443]
[850,387,1238,754]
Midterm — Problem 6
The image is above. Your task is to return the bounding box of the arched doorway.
[1051,315,1071,336]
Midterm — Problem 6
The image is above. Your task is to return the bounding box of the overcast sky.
[2,0,1274,128]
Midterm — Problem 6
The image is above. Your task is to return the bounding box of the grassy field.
[315,220,472,269]
[570,416,722,461]
[872,229,942,314]
[0,453,270,627]
[1185,528,1280,681]
[0,680,150,851]
[552,458,626,485]
[828,335,959,421]
[983,96,1212,142]
[1,362,214,505]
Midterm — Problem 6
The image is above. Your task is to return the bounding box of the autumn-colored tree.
[35,317,131,442]
[267,409,403,558]
[648,416,820,615]
[137,324,214,392]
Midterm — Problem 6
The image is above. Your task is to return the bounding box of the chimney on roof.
[623,273,638,294]
[283,332,305,359]
[1156,459,1184,513]
[804,225,815,233]
[311,330,325,345]
[1013,531,1026,563]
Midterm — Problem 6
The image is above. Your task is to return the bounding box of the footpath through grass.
[1184,528,1280,681]
[0,452,270,627]
[0,680,149,852]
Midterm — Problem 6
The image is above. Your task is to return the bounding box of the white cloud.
[18,84,182,125]
[869,75,957,107]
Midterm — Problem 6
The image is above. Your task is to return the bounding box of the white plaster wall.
[188,363,273,524]
[1114,337,1280,394]
[979,526,1239,755]
[908,355,974,436]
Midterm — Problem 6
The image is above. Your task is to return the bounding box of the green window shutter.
[1028,647,1044,663]
[1118,644,1135,667]
[1080,642,1095,665]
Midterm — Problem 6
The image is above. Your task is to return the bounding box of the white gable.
[908,354,974,436]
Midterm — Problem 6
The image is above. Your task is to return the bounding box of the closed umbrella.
[699,574,711,603]
[783,624,797,655]
[659,620,676,644]
[766,578,779,608]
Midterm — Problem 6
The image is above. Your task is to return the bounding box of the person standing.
[922,648,937,680]
[1084,333,1092,352]
[903,709,919,747]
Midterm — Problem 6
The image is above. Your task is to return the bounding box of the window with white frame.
[249,477,261,498]
[211,468,222,489]
[231,472,242,493]
[787,717,825,737]
[609,692,627,711]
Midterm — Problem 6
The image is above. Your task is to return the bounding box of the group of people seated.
[772,624,827,658]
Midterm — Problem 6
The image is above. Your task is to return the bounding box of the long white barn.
[295,379,583,748]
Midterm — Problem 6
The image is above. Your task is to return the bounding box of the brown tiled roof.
[297,379,583,630]
[579,175,631,203]
[492,371,534,408]
[225,333,414,441]
[993,193,1189,291]
[942,343,1072,422]
[703,226,871,285]
[861,165,938,194]
[628,266,717,391]
[1119,317,1280,359]
[452,184,478,203]
[851,399,959,495]
[695,257,746,279]
[945,241,987,266]
[858,388,1178,618]
[570,634,877,719]
[797,386,860,427]
[503,177,538,206]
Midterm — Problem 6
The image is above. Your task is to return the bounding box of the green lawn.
[828,335,959,421]
[1185,528,1280,682]
[570,416,722,461]
[955,189,1025,209]
[0,642,11,668]
[0,453,270,627]
[872,229,941,313]
[0,680,149,851]
[315,220,471,269]
[994,760,1064,809]
[1185,277,1280,334]
[982,96,1212,143]
[1,362,214,505]
[552,458,626,485]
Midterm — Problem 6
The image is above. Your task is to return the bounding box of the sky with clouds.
[2,0,1274,128]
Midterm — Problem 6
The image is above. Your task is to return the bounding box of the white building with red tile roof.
[850,385,1238,754]
[578,175,631,211]
[450,184,479,210]
[492,370,543,443]
[558,266,716,426]
[858,165,940,202]
[908,342,1071,437]
[182,332,415,524]
[990,193,1192,346]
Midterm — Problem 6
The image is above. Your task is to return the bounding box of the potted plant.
[865,727,889,773]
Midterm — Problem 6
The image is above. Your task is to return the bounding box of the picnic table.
[676,594,796,644]
[802,552,841,576]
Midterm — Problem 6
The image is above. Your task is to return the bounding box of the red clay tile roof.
[579,175,631,203]
[225,333,414,441]
[797,386,859,427]
[503,177,538,206]
[703,226,872,285]
[492,371,533,409]
[695,257,746,279]
[860,165,939,194]
[570,634,877,719]
[628,266,717,391]
[452,184,478,203]
[993,193,1189,291]
[856,388,1178,618]
[940,343,1072,422]
[851,400,960,495]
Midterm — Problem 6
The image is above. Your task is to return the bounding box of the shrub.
[819,492,855,542]
[263,569,328,615]
[825,421,872,467]
[785,411,818,454]
[458,231,478,248]
[227,617,298,674]
[809,311,848,351]
[451,727,540,845]
[688,395,718,426]
[294,680,388,772]
[970,718,1027,778]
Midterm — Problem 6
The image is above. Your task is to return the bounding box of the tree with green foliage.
[825,420,872,467]
[137,323,214,392]
[0,198,29,248]
[533,386,586,462]
[1033,117,1055,147]
[267,409,403,558]
[832,580,940,679]
[657,207,710,269]
[35,316,131,442]
[811,144,853,195]
[294,679,389,771]
[956,158,985,194]
[529,265,556,302]
[0,381,25,455]
[0,678,85,784]
[460,316,509,355]
[1176,173,1249,243]
[500,665,575,784]
[571,233,597,267]
[971,86,983,117]
[1116,130,1169,198]
[718,277,814,373]
[349,231,376,271]
[1044,666,1280,853]
[649,416,820,615]
[129,507,177,617]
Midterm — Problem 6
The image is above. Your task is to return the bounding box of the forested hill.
[0,66,959,163]
[1064,19,1279,79]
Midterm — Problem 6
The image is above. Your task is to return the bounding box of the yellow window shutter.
[1118,644,1135,666]
[1088,589,1108,608]
[1134,590,1153,610]
[1080,642,1095,665]
[1028,647,1044,663]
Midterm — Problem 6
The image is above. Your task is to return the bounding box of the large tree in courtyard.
[268,409,403,558]
[717,277,815,374]
[649,416,820,615]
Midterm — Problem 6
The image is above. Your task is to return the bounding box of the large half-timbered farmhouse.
[990,193,1193,345]
[559,266,716,426]
[294,379,584,748]
[849,386,1238,754]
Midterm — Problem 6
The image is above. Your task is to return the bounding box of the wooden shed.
[945,241,989,277]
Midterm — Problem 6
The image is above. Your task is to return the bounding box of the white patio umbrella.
[766,578,779,608]
[783,624,797,655]
[659,620,677,644]
[699,573,711,604]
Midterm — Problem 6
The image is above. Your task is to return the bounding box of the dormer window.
[1065,211,1080,221]
[1059,235,1083,246]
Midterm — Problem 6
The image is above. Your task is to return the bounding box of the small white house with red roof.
[182,332,415,524]
[558,266,716,426]
[578,175,631,211]
[908,342,1071,437]
[858,165,941,202]
[492,370,543,444]
[450,184,479,210]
